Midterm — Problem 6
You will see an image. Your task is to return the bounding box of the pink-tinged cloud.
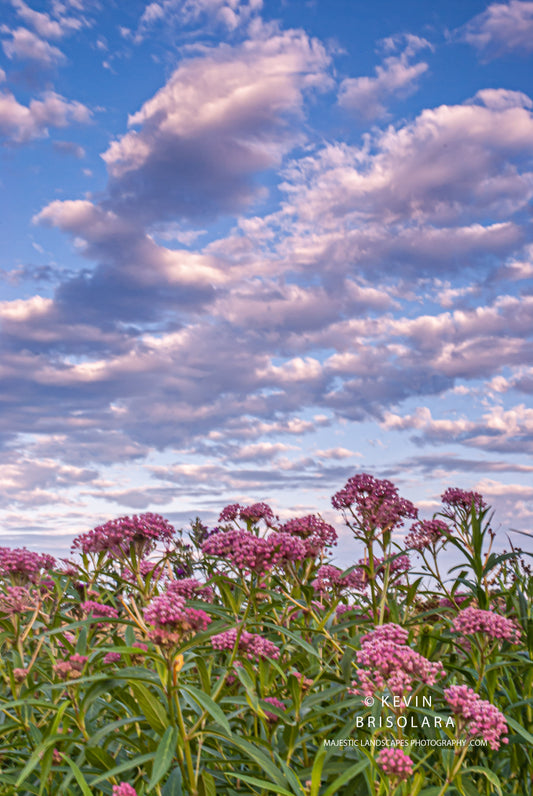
[0,89,91,143]
[135,0,263,40]
[101,28,331,221]
[2,26,66,66]
[339,34,433,119]
[460,0,533,56]
[11,0,84,39]
[382,403,533,454]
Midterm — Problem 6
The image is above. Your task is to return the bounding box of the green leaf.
[457,775,479,796]
[61,755,93,796]
[198,771,217,796]
[506,715,533,744]
[181,684,232,735]
[225,772,295,795]
[85,747,117,771]
[261,622,320,658]
[225,736,289,789]
[310,745,326,796]
[162,766,183,796]
[15,734,65,788]
[129,681,168,733]
[87,715,145,747]
[321,759,369,796]
[148,726,179,790]
[90,752,155,785]
[463,766,502,796]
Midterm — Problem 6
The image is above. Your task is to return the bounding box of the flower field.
[0,474,532,796]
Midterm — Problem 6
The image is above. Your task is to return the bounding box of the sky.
[1,0,533,564]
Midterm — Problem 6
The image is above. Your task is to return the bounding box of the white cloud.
[460,0,533,56]
[101,28,331,222]
[2,26,66,66]
[11,0,83,39]
[134,0,263,41]
[339,34,433,119]
[0,89,91,142]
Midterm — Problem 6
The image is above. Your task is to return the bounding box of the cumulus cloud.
[382,403,533,454]
[273,89,533,284]
[134,0,262,40]
[459,0,533,57]
[339,34,433,119]
[10,0,84,39]
[101,29,331,222]
[1,26,66,67]
[0,89,91,143]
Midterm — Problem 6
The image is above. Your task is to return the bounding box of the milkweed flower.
[218,502,275,525]
[144,591,211,646]
[332,474,417,536]
[441,488,486,512]
[377,748,414,780]
[53,654,88,680]
[444,685,508,749]
[263,696,286,722]
[405,519,449,551]
[452,607,521,644]
[312,564,365,593]
[279,515,338,555]
[112,785,138,796]
[351,623,445,699]
[202,529,275,574]
[211,628,280,661]
[72,513,175,557]
[81,601,119,621]
[103,652,122,664]
[0,547,56,585]
[167,578,214,602]
[0,586,37,615]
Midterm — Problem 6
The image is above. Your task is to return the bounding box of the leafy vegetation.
[0,475,531,796]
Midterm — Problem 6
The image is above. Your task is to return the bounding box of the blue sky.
[1,0,533,563]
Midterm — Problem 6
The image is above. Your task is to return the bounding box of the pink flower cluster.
[263,696,286,722]
[202,527,314,574]
[81,601,119,621]
[0,547,56,584]
[372,554,411,580]
[167,578,214,602]
[202,529,276,574]
[53,654,88,680]
[103,652,122,664]
[438,593,470,609]
[211,628,280,661]
[279,515,337,555]
[219,502,275,525]
[331,474,418,535]
[452,607,521,644]
[405,519,449,551]
[0,586,37,615]
[444,685,508,749]
[72,513,175,556]
[377,748,414,780]
[112,785,138,796]
[144,591,211,646]
[351,623,445,699]
[441,488,486,512]
[312,565,366,594]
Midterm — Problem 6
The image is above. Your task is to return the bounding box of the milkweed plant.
[0,474,532,796]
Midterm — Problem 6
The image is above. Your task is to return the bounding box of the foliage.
[0,479,532,796]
